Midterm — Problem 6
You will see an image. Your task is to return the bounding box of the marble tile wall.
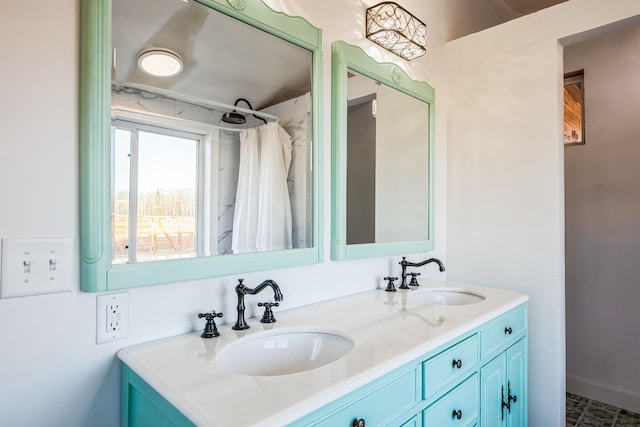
[112,86,224,125]
[216,130,240,255]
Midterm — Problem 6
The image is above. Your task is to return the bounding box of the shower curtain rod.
[112,106,248,133]
[112,81,280,123]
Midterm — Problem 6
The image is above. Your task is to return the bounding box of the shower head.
[221,110,246,124]
[221,98,267,125]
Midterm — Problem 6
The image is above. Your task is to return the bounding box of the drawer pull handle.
[505,327,513,335]
[352,419,365,427]
[452,409,463,420]
[452,359,463,369]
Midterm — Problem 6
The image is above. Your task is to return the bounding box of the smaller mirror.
[331,41,435,260]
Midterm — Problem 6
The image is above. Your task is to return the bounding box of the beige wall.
[447,1,640,425]
[565,20,640,412]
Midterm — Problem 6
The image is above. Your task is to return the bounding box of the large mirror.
[331,41,435,260]
[80,0,323,291]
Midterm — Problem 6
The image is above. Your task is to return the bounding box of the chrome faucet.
[399,257,445,289]
[232,279,283,330]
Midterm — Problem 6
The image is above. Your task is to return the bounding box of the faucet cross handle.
[197,310,223,338]
[258,301,279,323]
[383,276,398,292]
[409,272,421,287]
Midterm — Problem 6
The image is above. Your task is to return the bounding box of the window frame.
[564,70,585,146]
[111,111,220,263]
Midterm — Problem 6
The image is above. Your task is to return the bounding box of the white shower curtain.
[231,127,261,253]
[232,122,293,253]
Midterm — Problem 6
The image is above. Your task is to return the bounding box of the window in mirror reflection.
[346,70,430,244]
[112,122,200,263]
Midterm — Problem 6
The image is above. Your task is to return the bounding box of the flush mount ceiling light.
[365,2,427,61]
[137,48,183,77]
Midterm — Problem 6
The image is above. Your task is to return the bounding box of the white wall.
[564,21,640,411]
[446,1,640,425]
[0,1,448,426]
[436,0,505,41]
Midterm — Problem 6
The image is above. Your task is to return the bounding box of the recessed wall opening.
[563,17,640,418]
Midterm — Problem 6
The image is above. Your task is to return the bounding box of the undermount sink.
[410,288,486,306]
[216,328,354,376]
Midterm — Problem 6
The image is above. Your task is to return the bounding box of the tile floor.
[567,393,640,426]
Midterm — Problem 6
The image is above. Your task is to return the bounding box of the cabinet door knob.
[352,419,365,427]
[452,409,462,420]
[452,359,463,369]
[505,326,513,335]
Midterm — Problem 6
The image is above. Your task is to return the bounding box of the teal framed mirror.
[80,0,323,292]
[331,41,435,260]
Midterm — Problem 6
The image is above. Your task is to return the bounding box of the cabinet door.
[480,339,527,427]
[480,353,506,427]
[505,339,527,426]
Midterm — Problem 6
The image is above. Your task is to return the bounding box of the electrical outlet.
[107,300,123,332]
[96,292,129,344]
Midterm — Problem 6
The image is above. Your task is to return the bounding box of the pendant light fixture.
[365,2,427,61]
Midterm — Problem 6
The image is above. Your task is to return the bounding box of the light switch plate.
[0,237,74,298]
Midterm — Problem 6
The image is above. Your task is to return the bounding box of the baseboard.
[567,375,640,413]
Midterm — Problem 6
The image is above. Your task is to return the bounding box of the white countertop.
[117,281,528,427]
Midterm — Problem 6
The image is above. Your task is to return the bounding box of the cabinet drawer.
[424,334,478,398]
[480,308,526,358]
[423,374,479,427]
[311,368,420,426]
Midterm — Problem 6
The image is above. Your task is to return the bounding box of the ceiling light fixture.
[137,48,183,77]
[365,2,427,61]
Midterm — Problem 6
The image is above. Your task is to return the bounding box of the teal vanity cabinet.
[120,300,528,427]
[288,333,481,426]
[288,303,527,427]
